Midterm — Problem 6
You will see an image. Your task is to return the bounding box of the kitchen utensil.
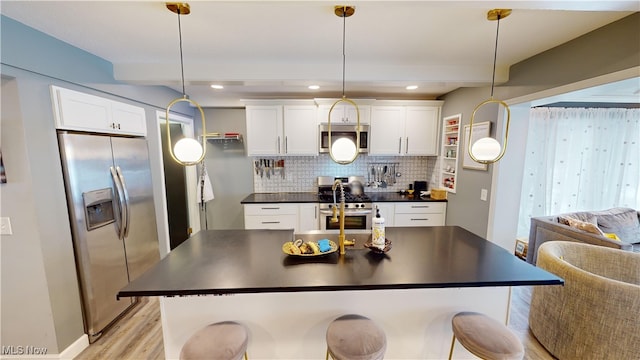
[381,166,387,188]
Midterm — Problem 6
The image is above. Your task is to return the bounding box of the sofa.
[529,241,640,360]
[526,207,640,264]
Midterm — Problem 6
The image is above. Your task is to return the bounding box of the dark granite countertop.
[118,227,562,298]
[240,192,447,204]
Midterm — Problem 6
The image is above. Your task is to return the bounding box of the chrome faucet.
[331,179,347,255]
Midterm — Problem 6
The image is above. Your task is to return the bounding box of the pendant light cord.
[176,8,186,97]
[490,15,501,98]
[341,8,346,98]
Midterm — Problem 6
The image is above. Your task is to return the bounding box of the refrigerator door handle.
[110,166,127,240]
[115,166,131,238]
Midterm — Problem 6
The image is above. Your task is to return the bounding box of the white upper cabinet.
[283,105,318,155]
[51,85,146,136]
[369,103,441,156]
[245,101,318,156]
[246,105,283,155]
[317,103,370,125]
[369,106,405,155]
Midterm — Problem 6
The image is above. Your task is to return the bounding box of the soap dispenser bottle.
[372,206,386,250]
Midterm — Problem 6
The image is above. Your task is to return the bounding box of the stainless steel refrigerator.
[58,131,159,342]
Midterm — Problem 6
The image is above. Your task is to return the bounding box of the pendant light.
[328,5,361,165]
[468,9,512,164]
[165,2,207,166]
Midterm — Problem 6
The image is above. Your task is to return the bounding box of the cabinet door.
[373,202,395,227]
[298,203,319,231]
[405,106,439,155]
[246,106,283,155]
[369,106,405,155]
[283,105,318,155]
[344,104,370,125]
[52,86,112,132]
[112,101,147,136]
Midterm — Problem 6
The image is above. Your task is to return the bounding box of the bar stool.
[449,312,523,360]
[180,321,249,360]
[326,314,386,360]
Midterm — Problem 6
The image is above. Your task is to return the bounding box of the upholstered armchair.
[529,241,640,360]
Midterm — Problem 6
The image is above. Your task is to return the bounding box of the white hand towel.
[197,163,214,204]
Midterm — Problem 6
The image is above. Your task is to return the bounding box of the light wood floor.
[75,287,555,359]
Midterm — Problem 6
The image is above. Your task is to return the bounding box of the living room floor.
[75,287,555,359]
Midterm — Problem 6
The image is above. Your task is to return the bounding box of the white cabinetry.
[369,104,440,156]
[440,114,461,193]
[51,85,147,136]
[373,203,395,227]
[393,202,447,227]
[245,102,318,156]
[244,204,298,230]
[244,203,319,231]
[317,103,370,125]
[298,203,319,232]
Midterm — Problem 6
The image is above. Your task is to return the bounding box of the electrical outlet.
[480,189,488,201]
[0,217,13,235]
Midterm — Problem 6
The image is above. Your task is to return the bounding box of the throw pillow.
[565,217,605,236]
[559,213,598,226]
[593,208,640,244]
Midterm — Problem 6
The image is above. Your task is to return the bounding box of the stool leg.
[325,348,330,360]
[448,334,456,360]
[244,352,248,360]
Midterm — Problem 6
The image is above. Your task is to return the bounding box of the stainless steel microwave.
[319,124,369,153]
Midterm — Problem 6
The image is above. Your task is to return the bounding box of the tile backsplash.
[253,154,437,193]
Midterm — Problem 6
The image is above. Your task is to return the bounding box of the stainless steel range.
[317,176,373,231]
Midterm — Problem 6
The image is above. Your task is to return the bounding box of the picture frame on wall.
[462,121,490,171]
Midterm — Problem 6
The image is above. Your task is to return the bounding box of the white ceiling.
[2,1,639,107]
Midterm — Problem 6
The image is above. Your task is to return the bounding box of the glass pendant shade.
[174,137,204,163]
[331,137,357,163]
[471,137,501,161]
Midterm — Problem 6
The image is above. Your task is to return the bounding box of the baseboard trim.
[0,334,89,360]
[58,335,88,360]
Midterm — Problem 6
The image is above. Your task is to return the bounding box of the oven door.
[319,208,372,231]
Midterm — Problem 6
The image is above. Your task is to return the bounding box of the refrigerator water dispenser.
[83,188,115,231]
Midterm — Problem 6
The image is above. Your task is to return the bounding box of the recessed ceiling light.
[406,85,418,90]
[210,84,224,89]
[308,85,320,90]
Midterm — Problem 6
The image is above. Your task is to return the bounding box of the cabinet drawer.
[244,215,297,229]
[244,204,298,216]
[395,202,446,214]
[394,213,445,227]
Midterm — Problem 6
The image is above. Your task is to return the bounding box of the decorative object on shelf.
[327,5,361,165]
[463,121,490,171]
[467,9,512,165]
[164,2,208,166]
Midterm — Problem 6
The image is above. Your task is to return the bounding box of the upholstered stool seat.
[180,321,249,360]
[326,314,386,360]
[449,312,523,360]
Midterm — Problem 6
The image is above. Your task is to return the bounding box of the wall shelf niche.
[440,114,461,193]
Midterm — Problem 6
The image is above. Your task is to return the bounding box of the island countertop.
[118,226,562,298]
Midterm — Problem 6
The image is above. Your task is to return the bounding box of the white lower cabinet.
[394,202,446,227]
[244,203,318,231]
[373,202,395,227]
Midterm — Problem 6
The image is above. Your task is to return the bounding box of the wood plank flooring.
[75,287,555,359]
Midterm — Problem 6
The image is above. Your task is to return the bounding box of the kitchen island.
[119,227,562,359]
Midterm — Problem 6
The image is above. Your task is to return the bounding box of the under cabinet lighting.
[210,84,224,89]
[308,85,320,90]
[406,85,418,90]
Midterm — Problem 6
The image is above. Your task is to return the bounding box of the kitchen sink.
[293,230,371,249]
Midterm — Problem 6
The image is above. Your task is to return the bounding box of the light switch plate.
[0,217,13,235]
[480,189,488,201]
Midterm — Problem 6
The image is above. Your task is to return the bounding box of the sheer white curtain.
[517,107,640,237]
